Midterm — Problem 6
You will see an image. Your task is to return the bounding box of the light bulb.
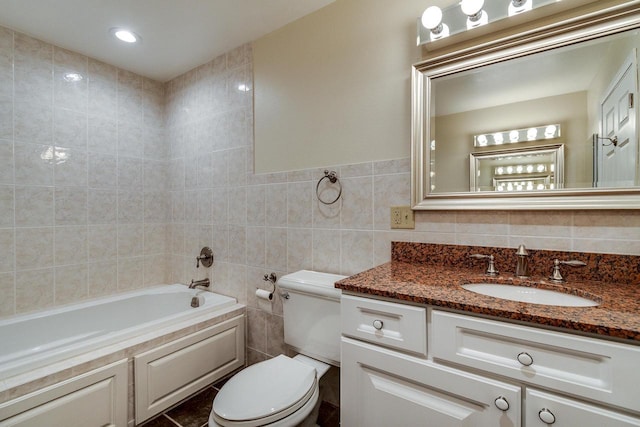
[476,134,488,146]
[527,128,538,140]
[421,6,443,30]
[461,0,484,16]
[493,133,504,145]
[509,130,519,143]
[545,125,557,138]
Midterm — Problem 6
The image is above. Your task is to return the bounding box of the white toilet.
[209,270,346,427]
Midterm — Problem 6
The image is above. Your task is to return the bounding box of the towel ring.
[316,170,342,205]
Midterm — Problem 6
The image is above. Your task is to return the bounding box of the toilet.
[209,270,346,427]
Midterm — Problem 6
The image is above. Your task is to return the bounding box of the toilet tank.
[277,270,346,366]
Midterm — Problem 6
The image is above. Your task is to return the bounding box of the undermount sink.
[461,283,599,307]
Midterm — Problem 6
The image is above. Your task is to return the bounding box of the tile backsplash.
[1,24,639,364]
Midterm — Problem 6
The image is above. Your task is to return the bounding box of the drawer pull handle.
[517,351,534,366]
[372,320,384,330]
[494,396,509,411]
[538,408,556,424]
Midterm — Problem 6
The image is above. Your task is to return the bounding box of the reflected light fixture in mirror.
[417,0,559,45]
[473,124,561,147]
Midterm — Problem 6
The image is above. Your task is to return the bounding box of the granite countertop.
[335,261,640,343]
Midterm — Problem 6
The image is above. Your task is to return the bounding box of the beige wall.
[253,0,427,173]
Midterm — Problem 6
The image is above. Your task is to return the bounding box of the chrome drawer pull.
[494,396,509,411]
[372,320,384,330]
[538,408,556,424]
[517,351,534,366]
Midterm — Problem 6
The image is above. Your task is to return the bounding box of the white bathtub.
[0,284,237,381]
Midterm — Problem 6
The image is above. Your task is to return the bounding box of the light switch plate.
[390,206,415,229]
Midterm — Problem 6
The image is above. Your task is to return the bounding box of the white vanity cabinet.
[341,295,521,427]
[341,294,640,427]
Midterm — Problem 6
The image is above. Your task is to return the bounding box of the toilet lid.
[213,355,317,422]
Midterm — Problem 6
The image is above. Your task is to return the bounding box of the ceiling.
[0,0,336,82]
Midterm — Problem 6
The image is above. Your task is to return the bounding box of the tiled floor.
[139,379,340,427]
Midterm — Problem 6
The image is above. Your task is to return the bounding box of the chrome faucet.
[189,278,210,289]
[549,259,586,283]
[470,254,498,276]
[515,244,529,278]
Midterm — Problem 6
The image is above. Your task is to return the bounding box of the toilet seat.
[211,355,318,426]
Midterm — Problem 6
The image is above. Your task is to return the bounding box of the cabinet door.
[0,359,127,427]
[526,388,640,427]
[341,337,521,427]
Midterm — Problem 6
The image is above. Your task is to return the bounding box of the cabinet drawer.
[526,388,640,427]
[431,310,640,413]
[341,295,426,356]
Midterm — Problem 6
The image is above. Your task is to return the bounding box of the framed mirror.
[412,3,640,209]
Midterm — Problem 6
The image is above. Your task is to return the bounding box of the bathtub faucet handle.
[196,247,214,268]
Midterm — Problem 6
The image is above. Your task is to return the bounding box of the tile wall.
[0,26,168,318]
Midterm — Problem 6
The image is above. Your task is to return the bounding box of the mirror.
[412,4,640,209]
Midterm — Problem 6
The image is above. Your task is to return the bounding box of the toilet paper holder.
[258,272,277,301]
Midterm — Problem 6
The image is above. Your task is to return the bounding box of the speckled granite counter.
[335,243,640,343]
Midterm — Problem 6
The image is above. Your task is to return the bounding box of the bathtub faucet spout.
[189,278,210,289]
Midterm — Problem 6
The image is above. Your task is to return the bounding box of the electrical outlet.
[390,206,415,229]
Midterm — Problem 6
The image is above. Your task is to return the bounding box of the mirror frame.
[412,2,640,210]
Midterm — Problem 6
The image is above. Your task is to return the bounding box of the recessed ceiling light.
[110,27,141,43]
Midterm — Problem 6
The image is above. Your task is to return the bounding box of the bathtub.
[0,284,237,381]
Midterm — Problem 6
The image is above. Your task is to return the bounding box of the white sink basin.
[461,283,599,307]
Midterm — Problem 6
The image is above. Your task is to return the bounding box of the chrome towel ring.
[316,170,342,205]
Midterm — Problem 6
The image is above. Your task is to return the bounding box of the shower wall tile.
[0,101,12,140]
[54,108,87,149]
[0,273,15,317]
[0,185,14,227]
[54,226,88,265]
[55,264,88,304]
[1,26,169,317]
[16,268,54,313]
[15,227,54,271]
[0,229,15,273]
[15,186,54,227]
[53,47,88,112]
[14,142,54,186]
[54,147,87,187]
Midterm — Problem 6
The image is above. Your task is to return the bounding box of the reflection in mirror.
[470,144,564,192]
[429,27,640,194]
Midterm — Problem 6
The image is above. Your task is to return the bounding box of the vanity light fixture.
[417,0,558,45]
[473,124,561,147]
[110,27,141,44]
[421,6,450,40]
[461,0,488,29]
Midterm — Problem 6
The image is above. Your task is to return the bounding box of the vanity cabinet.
[341,295,521,427]
[341,294,640,426]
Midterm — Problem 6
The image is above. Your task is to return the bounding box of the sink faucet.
[470,254,498,276]
[549,259,586,283]
[189,278,210,289]
[515,244,529,278]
